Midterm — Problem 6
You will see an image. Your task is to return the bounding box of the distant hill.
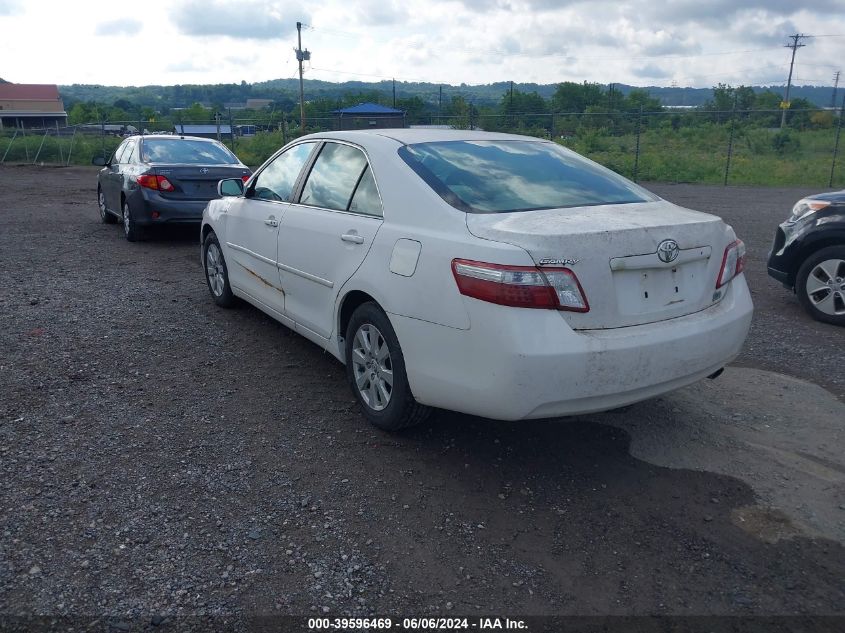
[58,79,838,110]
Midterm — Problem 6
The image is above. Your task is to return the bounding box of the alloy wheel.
[205,242,226,297]
[98,189,106,219]
[805,258,845,316]
[351,323,393,411]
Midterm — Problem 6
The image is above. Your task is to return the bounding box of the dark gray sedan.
[93,135,251,241]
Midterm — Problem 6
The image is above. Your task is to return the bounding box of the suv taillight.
[716,239,746,288]
[451,259,589,312]
[136,174,175,192]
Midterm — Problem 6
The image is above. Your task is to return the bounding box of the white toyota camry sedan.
[201,130,753,431]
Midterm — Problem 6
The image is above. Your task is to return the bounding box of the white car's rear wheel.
[345,302,430,431]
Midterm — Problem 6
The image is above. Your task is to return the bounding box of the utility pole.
[781,33,807,129]
[832,70,841,108]
[392,78,396,108]
[295,22,310,134]
[438,85,442,123]
[509,80,514,127]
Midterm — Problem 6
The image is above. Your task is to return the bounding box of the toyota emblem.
[657,239,680,263]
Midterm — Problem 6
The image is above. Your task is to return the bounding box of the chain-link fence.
[2,107,842,188]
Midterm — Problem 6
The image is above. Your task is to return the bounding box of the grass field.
[2,122,842,188]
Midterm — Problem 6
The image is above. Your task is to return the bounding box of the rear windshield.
[398,140,657,213]
[141,138,239,165]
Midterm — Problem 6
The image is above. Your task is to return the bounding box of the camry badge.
[539,257,580,266]
[199,168,209,174]
[657,239,680,263]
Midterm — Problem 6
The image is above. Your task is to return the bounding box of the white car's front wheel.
[203,232,237,308]
[345,302,430,431]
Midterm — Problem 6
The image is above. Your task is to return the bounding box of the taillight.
[136,174,175,192]
[241,174,251,183]
[451,259,589,312]
[716,239,746,288]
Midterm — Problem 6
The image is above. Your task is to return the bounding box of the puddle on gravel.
[590,367,845,545]
[731,505,805,543]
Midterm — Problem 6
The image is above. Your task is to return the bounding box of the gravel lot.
[0,166,843,628]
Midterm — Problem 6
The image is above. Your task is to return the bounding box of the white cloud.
[94,18,142,36]
[0,0,841,88]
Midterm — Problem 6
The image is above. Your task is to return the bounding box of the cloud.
[172,0,309,40]
[0,0,22,15]
[166,59,210,73]
[638,0,842,27]
[94,18,142,36]
[352,0,408,25]
[631,63,669,79]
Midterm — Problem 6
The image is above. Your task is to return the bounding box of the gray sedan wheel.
[796,246,845,326]
[98,186,116,224]
[122,199,142,242]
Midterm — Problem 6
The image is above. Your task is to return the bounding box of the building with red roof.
[0,83,67,129]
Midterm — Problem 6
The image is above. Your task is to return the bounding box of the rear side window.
[141,138,239,165]
[252,142,316,202]
[398,140,657,213]
[300,142,371,212]
[122,140,137,164]
[111,141,129,165]
[348,167,382,217]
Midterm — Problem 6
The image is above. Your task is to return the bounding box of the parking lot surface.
[0,167,843,624]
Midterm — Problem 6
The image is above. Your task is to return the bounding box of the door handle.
[341,233,365,244]
[264,217,279,227]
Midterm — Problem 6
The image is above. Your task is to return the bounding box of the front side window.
[141,138,239,165]
[398,140,658,213]
[300,143,370,212]
[252,142,316,202]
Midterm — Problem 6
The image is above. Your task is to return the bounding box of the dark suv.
[94,135,251,241]
[767,191,845,325]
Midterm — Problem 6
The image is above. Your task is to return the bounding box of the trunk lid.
[466,200,734,330]
[150,164,251,201]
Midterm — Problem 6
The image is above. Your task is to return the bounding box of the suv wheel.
[796,245,845,326]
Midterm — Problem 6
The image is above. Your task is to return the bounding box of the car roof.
[128,134,222,143]
[297,128,553,148]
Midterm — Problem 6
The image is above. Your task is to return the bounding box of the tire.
[345,302,430,431]
[122,199,143,242]
[795,245,845,326]
[203,232,237,308]
[98,186,116,224]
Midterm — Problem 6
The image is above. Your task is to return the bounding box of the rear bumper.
[390,276,753,421]
[129,190,209,225]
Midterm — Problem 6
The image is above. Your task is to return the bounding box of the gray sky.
[1,0,843,87]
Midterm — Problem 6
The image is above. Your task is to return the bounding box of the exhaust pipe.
[707,368,725,380]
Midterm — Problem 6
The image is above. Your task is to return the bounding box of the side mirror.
[92,156,107,167]
[218,178,245,197]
